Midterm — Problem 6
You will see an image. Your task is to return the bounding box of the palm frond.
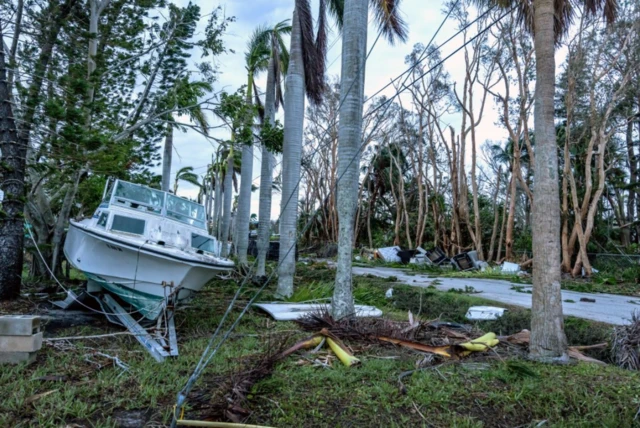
[584,0,618,24]
[370,0,409,45]
[297,0,325,105]
[327,0,344,30]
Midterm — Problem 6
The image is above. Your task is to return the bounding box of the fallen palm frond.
[296,308,472,347]
[377,336,452,357]
[612,312,640,370]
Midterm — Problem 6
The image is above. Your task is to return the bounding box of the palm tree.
[331,0,408,319]
[474,0,618,359]
[254,20,291,277]
[162,78,211,192]
[173,166,201,194]
[276,0,342,298]
[236,29,271,266]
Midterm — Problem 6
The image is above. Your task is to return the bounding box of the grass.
[0,262,638,427]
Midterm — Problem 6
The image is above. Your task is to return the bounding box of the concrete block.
[0,315,41,336]
[0,332,43,352]
[0,351,37,365]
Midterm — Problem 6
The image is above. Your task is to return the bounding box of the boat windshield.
[192,233,217,254]
[112,181,164,214]
[166,194,206,229]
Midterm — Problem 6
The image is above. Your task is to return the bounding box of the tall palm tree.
[276,0,342,298]
[253,20,291,277]
[331,0,408,319]
[475,0,618,359]
[173,166,201,194]
[236,30,271,266]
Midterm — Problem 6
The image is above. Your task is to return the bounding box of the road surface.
[349,265,638,325]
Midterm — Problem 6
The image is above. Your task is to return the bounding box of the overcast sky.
[164,0,568,218]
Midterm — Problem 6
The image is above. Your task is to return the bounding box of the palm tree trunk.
[220,149,234,258]
[276,8,305,298]
[162,125,173,192]
[236,72,255,265]
[257,56,276,277]
[530,0,567,359]
[332,0,368,320]
[213,167,222,239]
[487,167,502,263]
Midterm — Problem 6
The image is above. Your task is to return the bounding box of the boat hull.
[64,221,233,320]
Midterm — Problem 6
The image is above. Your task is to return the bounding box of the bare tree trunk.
[487,167,502,263]
[332,0,367,320]
[51,170,83,277]
[529,0,567,359]
[496,183,508,263]
[505,169,517,260]
[162,126,173,192]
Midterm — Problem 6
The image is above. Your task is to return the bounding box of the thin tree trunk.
[505,166,517,260]
[7,0,24,90]
[220,149,234,257]
[257,55,277,277]
[161,126,173,192]
[277,8,305,298]
[213,167,222,239]
[332,0,367,320]
[496,183,508,264]
[51,170,83,277]
[487,167,502,263]
[529,0,567,359]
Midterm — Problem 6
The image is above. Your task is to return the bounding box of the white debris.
[385,288,394,298]
[465,306,507,321]
[376,246,402,263]
[253,303,383,321]
[501,261,521,273]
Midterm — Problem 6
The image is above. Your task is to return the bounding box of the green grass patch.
[0,261,636,426]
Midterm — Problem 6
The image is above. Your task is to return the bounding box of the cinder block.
[0,315,41,336]
[0,351,37,365]
[0,332,43,352]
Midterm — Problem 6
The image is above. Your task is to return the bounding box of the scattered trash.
[409,247,429,265]
[465,306,507,321]
[425,247,450,266]
[385,288,393,298]
[375,246,402,263]
[253,303,383,321]
[459,332,500,353]
[354,255,362,261]
[580,297,596,303]
[501,261,521,273]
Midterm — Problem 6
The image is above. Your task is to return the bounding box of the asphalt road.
[350,265,638,325]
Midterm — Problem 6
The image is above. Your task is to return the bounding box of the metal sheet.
[253,303,383,321]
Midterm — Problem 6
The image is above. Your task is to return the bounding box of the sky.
[164,0,568,219]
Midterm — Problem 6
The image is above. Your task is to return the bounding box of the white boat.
[64,179,234,321]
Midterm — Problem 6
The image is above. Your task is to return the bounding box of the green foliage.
[260,120,284,153]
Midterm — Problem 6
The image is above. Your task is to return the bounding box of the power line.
[169,2,482,424]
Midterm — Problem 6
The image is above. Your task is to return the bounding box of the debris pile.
[612,312,640,370]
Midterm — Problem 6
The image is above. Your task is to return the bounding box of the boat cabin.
[90,179,221,256]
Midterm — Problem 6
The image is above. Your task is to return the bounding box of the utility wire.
[169,2,496,425]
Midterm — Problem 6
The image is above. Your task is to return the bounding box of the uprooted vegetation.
[1,262,639,427]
